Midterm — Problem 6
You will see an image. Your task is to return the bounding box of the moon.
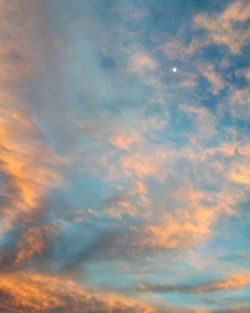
[172,67,177,73]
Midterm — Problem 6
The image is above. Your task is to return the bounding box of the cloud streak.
[137,273,250,294]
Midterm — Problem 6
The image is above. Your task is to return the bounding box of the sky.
[0,0,250,312]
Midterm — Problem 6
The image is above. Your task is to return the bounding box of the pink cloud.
[198,63,225,95]
[192,0,250,54]
[109,132,140,150]
[128,52,157,74]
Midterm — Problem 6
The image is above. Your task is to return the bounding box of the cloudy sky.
[0,0,250,312]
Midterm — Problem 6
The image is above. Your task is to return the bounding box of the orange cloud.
[0,1,62,233]
[238,145,250,156]
[138,191,215,249]
[196,273,250,292]
[228,163,250,185]
[222,0,250,22]
[0,3,64,274]
[0,272,157,313]
[0,109,63,268]
[134,184,238,250]
[0,108,62,211]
